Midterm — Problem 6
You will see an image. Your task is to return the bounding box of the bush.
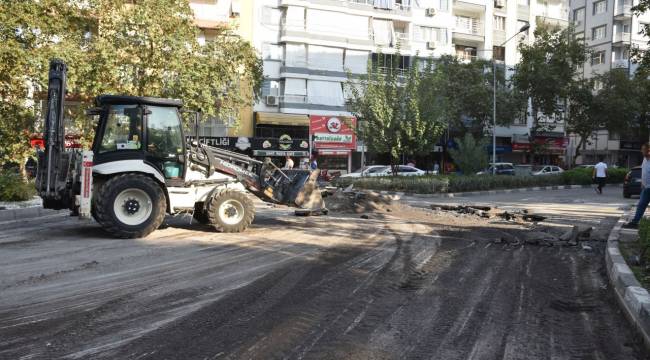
[0,172,36,201]
[560,167,628,185]
[332,168,629,195]
[638,218,650,265]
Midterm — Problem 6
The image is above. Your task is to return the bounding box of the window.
[261,79,280,97]
[494,15,506,31]
[261,6,281,26]
[99,105,142,153]
[592,25,606,40]
[573,8,585,24]
[593,0,607,15]
[146,106,183,163]
[493,46,505,61]
[592,50,606,65]
[262,43,282,61]
[593,79,604,90]
[609,132,621,140]
[414,26,447,43]
[434,0,449,11]
[518,0,529,5]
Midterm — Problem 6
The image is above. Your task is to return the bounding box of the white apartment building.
[567,0,650,167]
[248,0,572,171]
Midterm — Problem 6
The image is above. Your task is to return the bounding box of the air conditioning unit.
[425,8,436,16]
[265,95,278,106]
[494,0,505,8]
[427,41,438,49]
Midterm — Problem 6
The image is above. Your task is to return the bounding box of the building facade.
[248,0,573,172]
[568,0,650,166]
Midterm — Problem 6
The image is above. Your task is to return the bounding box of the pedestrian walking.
[310,153,318,170]
[624,143,650,229]
[283,155,294,170]
[592,156,608,194]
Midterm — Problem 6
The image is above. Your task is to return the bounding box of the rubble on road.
[429,203,547,224]
[325,189,397,214]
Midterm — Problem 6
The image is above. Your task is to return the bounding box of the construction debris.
[559,225,592,246]
[325,190,396,214]
[431,204,546,223]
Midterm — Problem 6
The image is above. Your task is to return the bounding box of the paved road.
[0,188,648,359]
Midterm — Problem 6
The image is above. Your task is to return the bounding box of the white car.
[374,165,426,177]
[531,165,564,176]
[339,165,390,178]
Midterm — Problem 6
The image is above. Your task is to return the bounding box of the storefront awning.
[256,112,309,126]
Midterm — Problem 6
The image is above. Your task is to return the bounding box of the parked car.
[339,165,389,178]
[476,163,515,176]
[575,164,595,169]
[623,166,642,198]
[531,165,564,176]
[372,165,426,177]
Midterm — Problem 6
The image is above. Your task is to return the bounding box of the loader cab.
[92,95,186,186]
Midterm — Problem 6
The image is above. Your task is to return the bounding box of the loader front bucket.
[272,169,327,215]
[293,170,327,215]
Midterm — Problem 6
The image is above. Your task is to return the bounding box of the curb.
[0,207,64,222]
[377,183,622,199]
[606,213,650,350]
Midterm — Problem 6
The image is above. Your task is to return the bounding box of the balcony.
[613,59,630,68]
[302,0,413,15]
[614,4,633,19]
[536,7,569,27]
[279,95,346,108]
[453,0,485,13]
[613,32,631,44]
[453,17,484,43]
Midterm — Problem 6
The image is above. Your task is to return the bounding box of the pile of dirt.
[323,189,398,214]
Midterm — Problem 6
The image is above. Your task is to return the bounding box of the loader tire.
[94,174,166,239]
[193,202,210,224]
[206,189,255,233]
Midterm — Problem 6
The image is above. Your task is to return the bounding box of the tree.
[0,0,262,176]
[512,25,587,162]
[448,133,489,175]
[346,53,445,169]
[423,56,524,137]
[565,78,596,164]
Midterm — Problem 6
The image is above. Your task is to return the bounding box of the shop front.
[310,115,356,174]
[252,112,310,167]
[188,136,253,155]
[534,135,568,166]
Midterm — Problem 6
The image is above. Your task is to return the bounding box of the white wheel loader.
[36,59,326,238]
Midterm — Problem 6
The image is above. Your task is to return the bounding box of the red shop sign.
[309,116,356,150]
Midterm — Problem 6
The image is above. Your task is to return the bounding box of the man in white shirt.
[283,155,294,170]
[624,143,650,229]
[592,157,608,194]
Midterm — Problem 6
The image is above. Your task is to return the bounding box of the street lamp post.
[491,23,530,175]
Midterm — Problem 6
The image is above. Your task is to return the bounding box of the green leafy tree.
[448,133,489,175]
[565,78,596,164]
[512,25,587,162]
[0,0,262,177]
[427,56,524,136]
[346,53,445,169]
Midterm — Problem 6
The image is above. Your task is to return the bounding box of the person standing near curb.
[624,143,650,229]
[593,156,608,194]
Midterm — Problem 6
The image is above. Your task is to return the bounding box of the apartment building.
[567,0,650,166]
[249,0,576,171]
[189,0,254,141]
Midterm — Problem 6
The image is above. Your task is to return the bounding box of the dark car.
[623,166,642,198]
[477,163,515,176]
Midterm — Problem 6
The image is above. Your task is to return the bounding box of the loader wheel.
[193,202,210,224]
[206,189,255,233]
[94,174,166,238]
